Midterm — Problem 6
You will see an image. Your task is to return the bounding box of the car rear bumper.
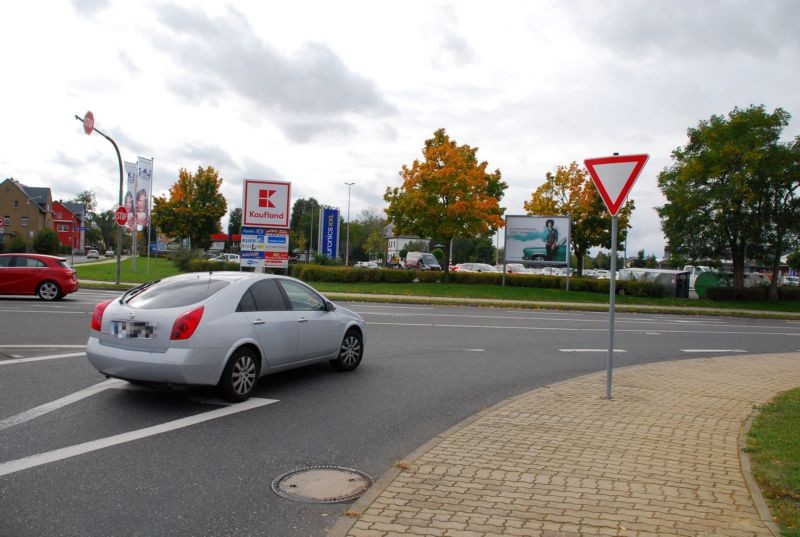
[86,336,225,386]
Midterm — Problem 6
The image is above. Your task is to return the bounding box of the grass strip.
[747,388,800,536]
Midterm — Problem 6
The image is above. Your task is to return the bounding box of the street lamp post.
[344,182,354,266]
[74,112,123,285]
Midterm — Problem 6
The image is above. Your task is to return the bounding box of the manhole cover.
[271,466,373,504]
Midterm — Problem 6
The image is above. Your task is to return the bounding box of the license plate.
[113,320,156,339]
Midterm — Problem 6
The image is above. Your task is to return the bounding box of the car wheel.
[219,347,261,402]
[532,255,546,261]
[330,329,363,372]
[37,281,62,301]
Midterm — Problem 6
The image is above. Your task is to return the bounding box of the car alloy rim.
[232,355,257,395]
[41,283,58,300]
[340,335,361,366]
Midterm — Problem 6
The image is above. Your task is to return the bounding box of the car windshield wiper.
[119,280,161,304]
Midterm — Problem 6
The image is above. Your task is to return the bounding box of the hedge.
[289,266,666,297]
[706,286,769,301]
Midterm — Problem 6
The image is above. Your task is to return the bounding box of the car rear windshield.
[127,278,231,309]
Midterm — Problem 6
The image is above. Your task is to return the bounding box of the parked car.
[86,272,365,402]
[86,249,100,259]
[105,250,114,258]
[210,253,240,263]
[496,263,531,274]
[0,253,79,301]
[405,252,441,270]
[455,263,500,273]
[782,276,800,286]
[354,261,380,269]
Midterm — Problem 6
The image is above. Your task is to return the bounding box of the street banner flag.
[123,162,138,230]
[137,157,153,228]
[584,154,649,216]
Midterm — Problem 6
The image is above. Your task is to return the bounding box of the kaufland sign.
[242,179,291,228]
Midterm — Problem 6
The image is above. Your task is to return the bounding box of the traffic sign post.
[115,206,128,226]
[584,153,649,399]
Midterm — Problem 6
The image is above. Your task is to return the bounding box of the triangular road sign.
[584,154,649,216]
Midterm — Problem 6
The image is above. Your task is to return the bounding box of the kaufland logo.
[243,180,290,228]
[259,189,276,208]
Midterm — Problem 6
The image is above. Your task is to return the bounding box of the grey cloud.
[576,0,800,59]
[427,3,476,67]
[151,4,396,142]
[69,0,110,17]
[174,143,238,173]
[117,50,141,75]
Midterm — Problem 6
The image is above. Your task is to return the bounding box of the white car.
[86,249,100,259]
[211,253,240,263]
[86,272,365,401]
[455,263,500,273]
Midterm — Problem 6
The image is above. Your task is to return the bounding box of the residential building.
[0,178,53,252]
[53,200,87,253]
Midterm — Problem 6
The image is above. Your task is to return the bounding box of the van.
[405,252,441,271]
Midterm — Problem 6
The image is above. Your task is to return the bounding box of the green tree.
[32,228,61,254]
[364,228,385,262]
[151,166,228,251]
[289,198,320,260]
[70,191,97,222]
[787,252,800,272]
[524,162,633,276]
[384,128,507,278]
[94,209,118,251]
[632,249,646,268]
[658,106,800,294]
[227,208,242,250]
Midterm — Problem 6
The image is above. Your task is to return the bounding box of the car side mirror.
[325,300,336,312]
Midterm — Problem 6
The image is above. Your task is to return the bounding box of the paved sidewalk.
[333,353,800,537]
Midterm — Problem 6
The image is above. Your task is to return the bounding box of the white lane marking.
[645,332,663,335]
[360,311,737,328]
[458,348,485,352]
[366,321,797,337]
[0,352,85,366]
[559,349,626,353]
[0,345,86,349]
[0,379,124,432]
[0,397,277,477]
[0,309,86,314]
[353,304,434,310]
[681,349,747,353]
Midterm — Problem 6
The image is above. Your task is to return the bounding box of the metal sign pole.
[606,215,618,399]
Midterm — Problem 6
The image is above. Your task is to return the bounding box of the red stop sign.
[83,111,94,135]
[115,206,128,226]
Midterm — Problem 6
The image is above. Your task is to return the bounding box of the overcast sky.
[2,0,798,257]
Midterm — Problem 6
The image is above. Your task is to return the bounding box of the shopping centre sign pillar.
[584,153,649,399]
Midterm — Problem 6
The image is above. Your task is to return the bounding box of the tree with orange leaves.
[524,162,633,275]
[384,129,507,277]
[151,166,228,251]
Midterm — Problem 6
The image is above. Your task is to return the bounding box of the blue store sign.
[319,208,340,259]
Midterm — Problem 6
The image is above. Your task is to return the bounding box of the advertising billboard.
[318,208,340,259]
[505,215,571,265]
[242,179,291,228]
[241,226,289,268]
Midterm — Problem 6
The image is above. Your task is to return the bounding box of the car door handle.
[252,319,266,325]
[297,317,309,323]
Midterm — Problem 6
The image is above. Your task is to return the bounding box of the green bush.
[706,286,768,301]
[617,280,667,298]
[778,286,800,300]
[187,259,240,272]
[172,249,201,271]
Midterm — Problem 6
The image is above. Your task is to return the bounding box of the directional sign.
[75,226,90,231]
[114,206,128,226]
[584,154,649,216]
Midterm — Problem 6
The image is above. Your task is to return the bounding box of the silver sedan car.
[86,272,365,401]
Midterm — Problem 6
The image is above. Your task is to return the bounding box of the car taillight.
[171,306,204,340]
[91,300,113,331]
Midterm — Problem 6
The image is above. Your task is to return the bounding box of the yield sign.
[584,154,649,216]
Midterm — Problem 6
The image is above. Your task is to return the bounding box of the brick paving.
[333,354,800,537]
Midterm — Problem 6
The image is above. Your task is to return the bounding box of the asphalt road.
[1,289,799,537]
